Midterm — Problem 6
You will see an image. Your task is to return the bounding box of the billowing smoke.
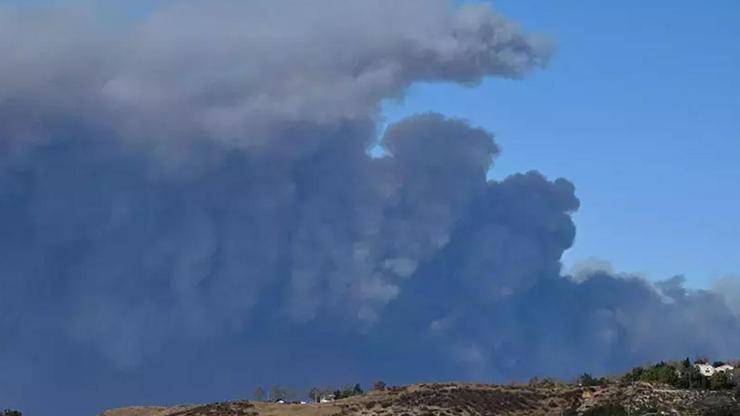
[0,1,738,415]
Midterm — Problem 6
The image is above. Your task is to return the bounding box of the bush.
[373,380,387,391]
[709,371,734,390]
[620,367,644,384]
[683,365,710,390]
[621,359,738,391]
[577,373,608,386]
[581,405,627,416]
[1,411,22,416]
[333,383,364,400]
[637,362,679,386]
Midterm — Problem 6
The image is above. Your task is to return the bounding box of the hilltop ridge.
[100,382,740,416]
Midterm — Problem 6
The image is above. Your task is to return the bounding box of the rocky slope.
[100,382,740,416]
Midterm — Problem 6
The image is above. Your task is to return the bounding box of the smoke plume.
[0,1,738,414]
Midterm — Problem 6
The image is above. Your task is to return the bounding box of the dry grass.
[99,382,740,416]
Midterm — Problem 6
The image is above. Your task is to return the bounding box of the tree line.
[575,357,740,391]
[252,380,388,402]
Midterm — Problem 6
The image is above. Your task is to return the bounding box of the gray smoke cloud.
[714,277,740,316]
[0,0,550,149]
[0,1,739,415]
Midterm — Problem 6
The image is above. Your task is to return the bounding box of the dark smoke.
[0,1,738,415]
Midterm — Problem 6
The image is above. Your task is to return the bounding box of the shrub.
[709,371,734,390]
[581,404,627,416]
[577,373,608,386]
[620,367,644,384]
[373,380,387,391]
[680,365,710,390]
[637,362,679,386]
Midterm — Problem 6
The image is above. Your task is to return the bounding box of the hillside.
[100,382,740,416]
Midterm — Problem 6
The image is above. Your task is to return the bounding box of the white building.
[716,364,735,373]
[696,363,716,376]
[319,394,335,403]
[695,363,735,377]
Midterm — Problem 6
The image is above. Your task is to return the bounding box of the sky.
[383,0,740,288]
[1,1,740,415]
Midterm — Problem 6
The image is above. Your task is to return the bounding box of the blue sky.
[383,0,740,288]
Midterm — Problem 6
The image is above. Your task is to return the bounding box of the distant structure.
[695,363,734,377]
[716,364,735,373]
[320,393,336,403]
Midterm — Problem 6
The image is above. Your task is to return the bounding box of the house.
[696,363,716,377]
[716,364,735,373]
[319,394,335,403]
[695,363,735,377]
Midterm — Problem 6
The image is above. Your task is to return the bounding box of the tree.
[577,373,606,386]
[309,387,321,402]
[373,380,387,391]
[620,367,644,384]
[1,411,22,416]
[638,362,679,386]
[270,385,286,401]
[709,371,734,390]
[353,383,364,395]
[254,386,265,402]
[688,365,709,390]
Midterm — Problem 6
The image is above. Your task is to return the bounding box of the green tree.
[353,383,364,395]
[373,380,387,391]
[709,371,734,390]
[577,373,607,386]
[638,362,679,386]
[620,366,644,384]
[1,411,22,416]
[688,366,710,390]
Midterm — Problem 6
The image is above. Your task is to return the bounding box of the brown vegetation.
[100,381,740,416]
